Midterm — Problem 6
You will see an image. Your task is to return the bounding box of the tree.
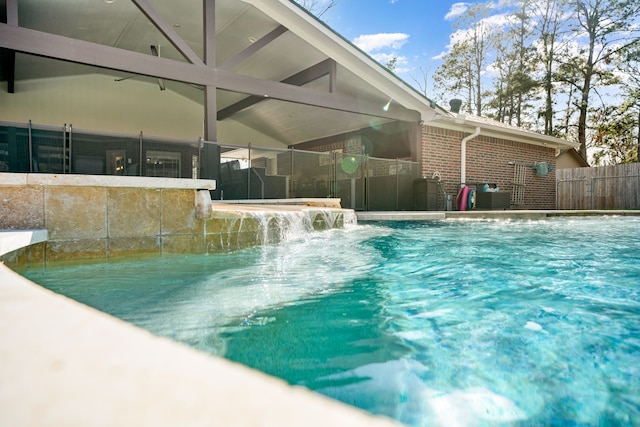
[386,56,398,72]
[295,0,338,18]
[487,2,538,127]
[528,0,569,135]
[433,3,495,116]
[618,47,640,160]
[564,0,640,160]
[410,65,431,97]
[434,41,476,113]
[589,98,639,164]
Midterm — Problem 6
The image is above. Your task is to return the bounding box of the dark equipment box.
[476,191,511,210]
[413,178,440,210]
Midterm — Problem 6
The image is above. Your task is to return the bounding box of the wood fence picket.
[556,164,640,210]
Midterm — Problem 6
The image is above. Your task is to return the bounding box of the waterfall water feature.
[205,202,357,253]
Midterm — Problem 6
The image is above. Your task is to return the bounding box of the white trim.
[0,173,216,190]
[427,116,579,150]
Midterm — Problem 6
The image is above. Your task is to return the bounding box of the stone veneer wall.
[0,174,348,268]
[421,126,557,209]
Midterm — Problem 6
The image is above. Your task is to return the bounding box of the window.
[145,150,181,178]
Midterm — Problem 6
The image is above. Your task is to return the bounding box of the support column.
[202,0,220,182]
[6,0,18,94]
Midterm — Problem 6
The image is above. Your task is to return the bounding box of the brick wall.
[421,125,557,209]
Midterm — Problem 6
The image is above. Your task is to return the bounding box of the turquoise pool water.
[25,217,640,426]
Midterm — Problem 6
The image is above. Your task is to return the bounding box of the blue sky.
[320,1,464,94]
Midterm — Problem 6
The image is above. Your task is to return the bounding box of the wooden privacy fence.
[556,163,640,210]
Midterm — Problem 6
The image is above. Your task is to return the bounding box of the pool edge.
[356,209,640,221]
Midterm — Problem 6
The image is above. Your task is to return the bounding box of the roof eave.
[430,115,580,150]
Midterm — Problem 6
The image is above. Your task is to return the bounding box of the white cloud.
[483,13,510,28]
[489,0,516,9]
[370,52,409,70]
[443,12,511,52]
[445,2,469,21]
[353,33,409,53]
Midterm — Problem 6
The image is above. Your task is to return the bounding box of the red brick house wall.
[421,125,557,209]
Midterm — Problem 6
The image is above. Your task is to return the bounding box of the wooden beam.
[215,67,420,122]
[329,59,337,93]
[218,58,334,120]
[203,0,217,142]
[0,23,419,122]
[131,0,204,66]
[6,50,15,93]
[6,0,18,26]
[219,25,287,71]
[0,23,214,85]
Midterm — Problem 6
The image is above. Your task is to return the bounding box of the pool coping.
[0,230,48,257]
[0,172,217,190]
[0,233,399,427]
[356,209,640,221]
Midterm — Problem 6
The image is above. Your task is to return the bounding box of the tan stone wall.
[0,184,204,264]
[0,174,349,267]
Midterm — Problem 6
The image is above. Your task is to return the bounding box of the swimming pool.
[24,217,640,426]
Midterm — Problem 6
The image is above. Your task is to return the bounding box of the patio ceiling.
[0,0,432,147]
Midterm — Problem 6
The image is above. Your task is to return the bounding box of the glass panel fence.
[217,144,251,200]
[291,150,332,199]
[142,137,199,179]
[334,152,366,210]
[69,131,140,176]
[1,121,421,210]
[247,147,290,199]
[0,123,65,173]
[367,157,421,211]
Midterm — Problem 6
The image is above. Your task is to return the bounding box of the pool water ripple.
[24,217,640,427]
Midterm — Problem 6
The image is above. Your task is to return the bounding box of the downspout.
[461,126,481,186]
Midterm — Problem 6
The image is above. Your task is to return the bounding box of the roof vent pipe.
[449,99,463,114]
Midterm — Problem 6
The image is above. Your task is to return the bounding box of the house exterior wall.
[556,149,589,169]
[421,125,558,209]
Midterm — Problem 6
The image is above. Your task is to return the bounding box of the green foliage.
[589,100,639,165]
[386,57,398,72]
